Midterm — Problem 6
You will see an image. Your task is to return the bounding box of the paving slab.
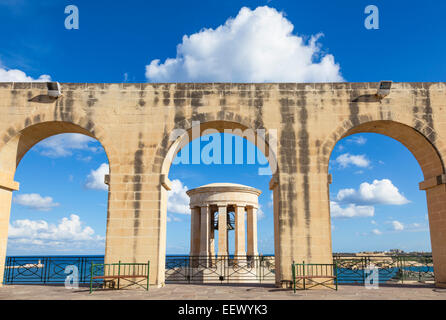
[1,282,446,300]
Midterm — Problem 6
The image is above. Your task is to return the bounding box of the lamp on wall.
[376,81,392,99]
[47,82,62,98]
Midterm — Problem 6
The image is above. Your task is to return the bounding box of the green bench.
[90,261,150,293]
[291,261,338,292]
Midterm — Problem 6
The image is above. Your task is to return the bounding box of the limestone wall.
[0,82,445,287]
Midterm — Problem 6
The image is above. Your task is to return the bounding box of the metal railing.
[2,254,434,285]
[333,255,434,284]
[165,255,275,283]
[3,256,104,284]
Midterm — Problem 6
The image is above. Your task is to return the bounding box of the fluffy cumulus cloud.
[372,229,382,235]
[267,192,274,208]
[335,153,370,169]
[37,133,99,158]
[335,179,409,205]
[346,136,367,145]
[330,201,374,218]
[391,220,404,231]
[146,6,343,82]
[330,179,409,220]
[167,215,182,223]
[369,220,428,235]
[85,163,109,191]
[0,65,50,82]
[167,179,190,215]
[13,193,59,211]
[8,214,104,252]
[257,204,266,220]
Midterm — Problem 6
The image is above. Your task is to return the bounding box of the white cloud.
[383,221,427,233]
[335,179,409,206]
[330,201,374,218]
[406,222,429,232]
[146,6,343,82]
[13,193,59,211]
[167,179,190,214]
[167,215,181,223]
[372,229,382,235]
[267,193,273,208]
[347,136,367,145]
[335,153,370,169]
[85,163,109,191]
[391,220,404,231]
[257,204,265,220]
[8,214,104,251]
[0,65,50,82]
[37,133,98,158]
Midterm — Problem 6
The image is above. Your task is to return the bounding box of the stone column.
[0,176,19,287]
[420,177,446,288]
[217,205,228,256]
[247,206,258,257]
[234,204,246,259]
[190,207,201,257]
[274,172,333,288]
[209,210,215,258]
[199,205,210,257]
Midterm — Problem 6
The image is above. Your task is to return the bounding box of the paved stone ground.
[1,282,446,300]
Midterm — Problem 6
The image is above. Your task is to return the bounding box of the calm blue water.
[3,256,105,284]
[335,266,434,283]
[3,255,434,284]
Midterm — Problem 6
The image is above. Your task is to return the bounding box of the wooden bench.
[90,261,150,293]
[291,261,338,292]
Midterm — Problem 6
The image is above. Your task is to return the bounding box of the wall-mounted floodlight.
[47,82,61,98]
[376,81,392,99]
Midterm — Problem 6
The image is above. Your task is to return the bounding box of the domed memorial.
[186,183,261,259]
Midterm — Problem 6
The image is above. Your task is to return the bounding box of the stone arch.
[156,116,279,284]
[321,119,445,180]
[154,111,274,172]
[322,118,446,288]
[0,116,115,285]
[159,119,278,177]
[0,110,117,172]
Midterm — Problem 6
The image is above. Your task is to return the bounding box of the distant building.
[389,249,405,254]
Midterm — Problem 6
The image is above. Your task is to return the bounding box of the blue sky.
[1,0,446,82]
[1,0,442,255]
[6,132,431,255]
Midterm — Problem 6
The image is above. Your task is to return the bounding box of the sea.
[2,255,434,284]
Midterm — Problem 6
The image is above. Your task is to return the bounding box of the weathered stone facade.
[0,82,445,288]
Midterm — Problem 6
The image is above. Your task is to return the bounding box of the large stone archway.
[158,120,278,284]
[0,120,114,285]
[323,120,446,286]
[0,82,445,288]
